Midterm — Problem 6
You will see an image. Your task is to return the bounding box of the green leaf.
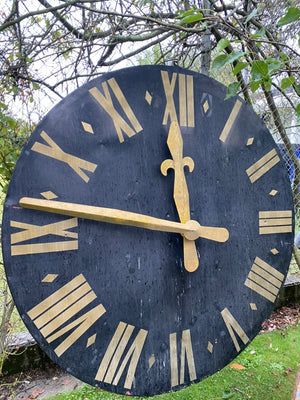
[263,77,272,91]
[233,62,248,75]
[32,82,40,90]
[217,38,230,52]
[296,103,300,122]
[211,54,228,70]
[180,12,203,24]
[250,28,266,39]
[245,7,259,24]
[225,82,241,100]
[295,84,300,96]
[281,76,295,89]
[227,51,245,63]
[222,391,235,399]
[267,59,282,74]
[251,60,268,80]
[250,80,261,93]
[278,7,300,26]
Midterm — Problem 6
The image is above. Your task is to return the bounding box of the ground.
[0,304,300,400]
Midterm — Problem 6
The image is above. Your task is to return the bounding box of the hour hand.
[161,120,198,272]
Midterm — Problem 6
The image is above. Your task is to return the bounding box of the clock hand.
[19,197,229,243]
[160,120,198,272]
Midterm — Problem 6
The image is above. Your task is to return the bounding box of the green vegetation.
[44,325,300,400]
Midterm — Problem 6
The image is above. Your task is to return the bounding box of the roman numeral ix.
[10,217,78,256]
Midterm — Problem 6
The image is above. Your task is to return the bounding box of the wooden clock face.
[2,65,294,396]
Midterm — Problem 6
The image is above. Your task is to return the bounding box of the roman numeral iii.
[259,210,293,234]
[27,274,106,357]
[169,329,197,387]
[244,257,284,302]
[95,322,148,389]
[10,217,78,256]
[89,78,142,143]
[161,71,194,127]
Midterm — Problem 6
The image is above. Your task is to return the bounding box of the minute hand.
[19,197,229,242]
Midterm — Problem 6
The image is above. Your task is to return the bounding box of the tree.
[0,0,299,262]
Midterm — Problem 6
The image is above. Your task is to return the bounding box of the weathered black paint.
[2,66,294,396]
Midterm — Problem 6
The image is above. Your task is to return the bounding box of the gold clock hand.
[19,197,229,243]
[160,120,198,272]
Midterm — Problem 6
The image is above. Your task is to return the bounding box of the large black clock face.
[2,65,294,396]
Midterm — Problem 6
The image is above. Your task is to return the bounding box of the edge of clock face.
[1,65,294,396]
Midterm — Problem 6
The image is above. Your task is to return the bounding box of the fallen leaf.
[284,367,294,374]
[62,379,71,385]
[230,363,245,370]
[29,388,45,399]
[272,371,278,375]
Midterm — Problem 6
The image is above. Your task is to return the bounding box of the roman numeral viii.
[27,274,106,357]
[161,71,194,127]
[95,322,148,390]
[10,217,78,256]
[89,78,142,143]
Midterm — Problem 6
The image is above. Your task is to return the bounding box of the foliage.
[0,105,31,193]
[44,324,300,400]
[0,108,30,374]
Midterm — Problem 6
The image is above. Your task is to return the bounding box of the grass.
[44,324,300,400]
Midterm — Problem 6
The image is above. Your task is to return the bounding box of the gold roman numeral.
[244,257,284,302]
[95,321,148,390]
[10,218,78,256]
[169,329,197,387]
[246,148,280,183]
[89,78,142,143]
[221,308,249,352]
[259,210,293,234]
[219,99,242,142]
[161,71,194,127]
[27,274,106,357]
[31,131,97,183]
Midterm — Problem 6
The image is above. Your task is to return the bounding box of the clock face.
[2,65,294,396]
